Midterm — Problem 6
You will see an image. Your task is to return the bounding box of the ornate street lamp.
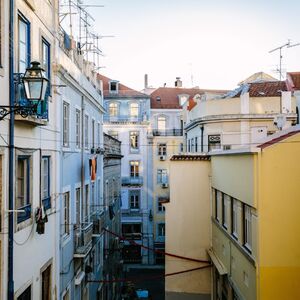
[0,61,49,120]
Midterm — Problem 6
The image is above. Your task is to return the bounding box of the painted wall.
[258,133,300,299]
[165,159,211,298]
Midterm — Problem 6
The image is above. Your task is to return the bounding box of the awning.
[207,248,228,275]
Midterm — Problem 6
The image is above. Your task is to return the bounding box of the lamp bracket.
[0,104,38,121]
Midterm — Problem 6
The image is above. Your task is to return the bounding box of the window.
[195,137,198,152]
[130,103,139,117]
[75,187,80,224]
[208,135,221,151]
[191,138,194,152]
[16,156,31,223]
[215,190,221,222]
[158,143,167,156]
[243,205,252,252]
[84,184,89,220]
[157,169,168,184]
[18,14,30,73]
[41,264,51,300]
[42,38,50,81]
[62,102,69,147]
[84,115,89,149]
[129,190,140,210]
[92,119,95,148]
[157,116,166,131]
[75,109,81,148]
[130,161,139,177]
[109,103,118,116]
[158,199,166,212]
[222,194,228,229]
[109,81,118,93]
[97,122,100,146]
[63,192,70,235]
[130,131,139,152]
[42,156,51,210]
[158,223,165,237]
[231,198,238,239]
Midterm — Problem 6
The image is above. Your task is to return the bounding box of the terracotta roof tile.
[234,81,287,97]
[150,87,227,109]
[98,74,147,98]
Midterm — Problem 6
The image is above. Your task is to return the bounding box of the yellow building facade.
[210,127,300,299]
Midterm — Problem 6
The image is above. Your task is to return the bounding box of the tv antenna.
[269,40,300,80]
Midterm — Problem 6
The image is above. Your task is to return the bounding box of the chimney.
[144,74,148,89]
[175,77,182,87]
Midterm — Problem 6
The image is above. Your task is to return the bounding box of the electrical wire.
[87,264,212,284]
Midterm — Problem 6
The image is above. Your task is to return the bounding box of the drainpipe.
[81,96,85,223]
[8,0,15,299]
[200,125,204,152]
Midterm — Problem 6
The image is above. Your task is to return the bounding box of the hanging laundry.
[89,157,97,181]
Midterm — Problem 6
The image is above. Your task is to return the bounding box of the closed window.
[243,205,252,252]
[130,103,139,117]
[222,194,229,229]
[42,156,51,210]
[42,38,50,80]
[75,109,81,148]
[130,161,139,177]
[84,115,89,149]
[75,187,81,224]
[41,264,52,300]
[129,190,140,209]
[16,156,31,223]
[157,116,166,131]
[158,143,167,156]
[109,103,118,116]
[63,192,70,235]
[215,190,222,222]
[18,14,30,73]
[158,199,166,212]
[157,169,168,184]
[130,131,139,151]
[231,198,238,239]
[62,102,69,147]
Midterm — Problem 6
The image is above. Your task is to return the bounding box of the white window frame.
[63,102,70,147]
[63,191,70,236]
[84,114,89,150]
[243,205,252,252]
[157,169,168,184]
[75,108,81,149]
[158,143,167,156]
[231,198,238,239]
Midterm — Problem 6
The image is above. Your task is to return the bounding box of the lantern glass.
[23,61,49,101]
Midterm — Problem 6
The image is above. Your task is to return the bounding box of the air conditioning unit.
[159,155,166,161]
[162,183,168,188]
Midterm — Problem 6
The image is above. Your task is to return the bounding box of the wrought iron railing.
[150,129,183,136]
[121,176,143,186]
[74,222,93,256]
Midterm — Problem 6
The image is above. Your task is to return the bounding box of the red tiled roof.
[97,74,147,98]
[258,130,300,149]
[287,72,300,90]
[235,81,287,97]
[150,87,227,109]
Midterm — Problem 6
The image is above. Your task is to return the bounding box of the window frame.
[42,156,51,210]
[222,193,228,229]
[18,12,31,73]
[158,143,167,156]
[75,109,81,149]
[231,197,238,239]
[157,223,165,237]
[62,102,70,147]
[130,161,139,178]
[63,191,70,236]
[16,155,31,223]
[130,102,139,118]
[157,169,168,184]
[129,131,139,152]
[129,190,140,210]
[243,204,252,253]
[84,114,89,150]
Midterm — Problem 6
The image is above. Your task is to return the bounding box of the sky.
[81,0,300,91]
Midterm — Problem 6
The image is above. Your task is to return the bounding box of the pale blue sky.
[85,0,300,90]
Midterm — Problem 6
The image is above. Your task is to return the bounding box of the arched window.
[130,103,139,117]
[109,103,118,116]
[157,116,166,131]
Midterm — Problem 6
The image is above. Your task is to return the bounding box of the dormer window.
[178,94,189,106]
[156,96,161,102]
[109,81,119,94]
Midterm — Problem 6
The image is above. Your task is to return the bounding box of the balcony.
[74,222,93,258]
[122,176,143,186]
[91,211,105,236]
[150,129,183,136]
[103,115,146,123]
[14,74,49,126]
[123,233,142,240]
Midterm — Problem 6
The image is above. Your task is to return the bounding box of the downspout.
[81,96,85,223]
[8,0,15,299]
[200,125,204,152]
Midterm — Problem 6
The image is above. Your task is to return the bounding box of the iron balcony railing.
[91,211,105,236]
[74,222,93,257]
[104,115,145,122]
[150,129,183,136]
[122,176,143,186]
